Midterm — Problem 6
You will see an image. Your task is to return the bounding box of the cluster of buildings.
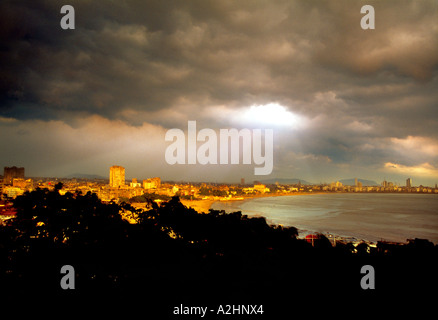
[242,183,271,194]
[1,166,438,206]
[96,166,164,202]
[1,166,33,198]
[319,177,437,193]
[108,165,160,190]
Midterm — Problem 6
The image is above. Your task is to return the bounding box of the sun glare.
[244,103,301,127]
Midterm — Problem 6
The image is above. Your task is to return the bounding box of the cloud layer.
[1,0,437,185]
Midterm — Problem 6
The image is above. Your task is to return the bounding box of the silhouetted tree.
[2,188,437,307]
[356,242,369,255]
[54,182,63,191]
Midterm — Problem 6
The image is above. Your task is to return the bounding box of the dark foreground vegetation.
[1,186,437,316]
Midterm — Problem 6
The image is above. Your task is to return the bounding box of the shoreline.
[181,191,329,214]
[180,199,217,214]
[181,190,437,214]
[182,192,438,245]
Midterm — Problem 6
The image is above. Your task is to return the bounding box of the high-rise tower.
[4,166,25,185]
[109,166,125,187]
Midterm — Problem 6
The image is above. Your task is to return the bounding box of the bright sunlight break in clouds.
[243,103,304,127]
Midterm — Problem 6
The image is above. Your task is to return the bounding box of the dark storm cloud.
[0,0,437,183]
[2,0,436,123]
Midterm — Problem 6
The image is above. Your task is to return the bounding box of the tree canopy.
[1,188,437,312]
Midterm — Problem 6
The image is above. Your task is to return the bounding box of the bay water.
[211,193,438,243]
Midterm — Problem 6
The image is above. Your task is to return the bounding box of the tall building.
[406,178,412,188]
[4,166,25,185]
[109,166,125,188]
[241,178,245,185]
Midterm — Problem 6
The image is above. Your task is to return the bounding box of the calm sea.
[211,193,438,243]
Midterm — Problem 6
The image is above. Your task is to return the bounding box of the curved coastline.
[181,191,327,215]
[210,192,438,244]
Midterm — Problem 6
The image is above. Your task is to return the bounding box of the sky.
[1,0,438,186]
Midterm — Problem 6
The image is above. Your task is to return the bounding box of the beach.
[180,199,217,213]
[180,192,327,214]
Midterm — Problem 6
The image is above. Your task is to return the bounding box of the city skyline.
[2,164,432,189]
[1,1,437,186]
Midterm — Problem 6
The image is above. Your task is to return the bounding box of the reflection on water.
[211,193,438,243]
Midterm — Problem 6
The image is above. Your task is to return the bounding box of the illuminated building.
[109,166,125,188]
[4,166,25,185]
[130,178,141,188]
[253,184,270,193]
[143,177,161,189]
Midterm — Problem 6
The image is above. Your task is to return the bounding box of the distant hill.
[64,173,107,180]
[258,178,313,185]
[339,178,379,186]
